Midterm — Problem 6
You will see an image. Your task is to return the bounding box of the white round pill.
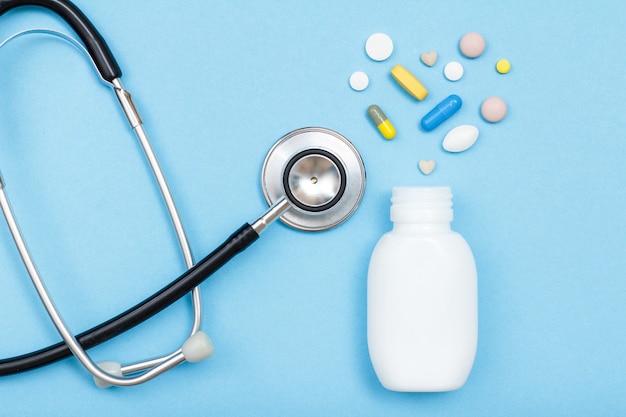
[365,33,393,61]
[444,61,464,81]
[349,71,369,91]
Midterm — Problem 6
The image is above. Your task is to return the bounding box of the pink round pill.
[459,32,486,58]
[481,96,507,123]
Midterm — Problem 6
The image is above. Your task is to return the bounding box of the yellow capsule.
[367,105,396,140]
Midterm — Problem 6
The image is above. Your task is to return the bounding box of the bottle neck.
[393,222,451,233]
[390,186,454,232]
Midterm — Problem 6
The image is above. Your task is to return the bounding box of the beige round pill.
[459,32,486,58]
[480,96,507,123]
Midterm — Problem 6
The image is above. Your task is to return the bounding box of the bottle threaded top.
[390,186,453,223]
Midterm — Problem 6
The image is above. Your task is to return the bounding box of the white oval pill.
[444,61,464,81]
[349,71,369,91]
[365,33,393,61]
[442,124,479,153]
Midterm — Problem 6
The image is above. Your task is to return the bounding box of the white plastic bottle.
[367,186,477,392]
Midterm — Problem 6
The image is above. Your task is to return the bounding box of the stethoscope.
[0,0,366,388]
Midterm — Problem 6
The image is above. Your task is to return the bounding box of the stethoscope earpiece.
[93,331,214,388]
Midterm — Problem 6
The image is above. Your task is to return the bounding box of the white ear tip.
[182,331,214,363]
[94,361,123,389]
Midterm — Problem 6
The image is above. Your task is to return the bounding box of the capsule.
[420,94,462,131]
[367,105,396,139]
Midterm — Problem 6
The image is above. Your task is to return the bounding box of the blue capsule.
[420,94,462,131]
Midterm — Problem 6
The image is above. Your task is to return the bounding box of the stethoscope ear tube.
[0,0,121,82]
[0,223,259,375]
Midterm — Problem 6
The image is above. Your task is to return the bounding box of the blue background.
[0,0,624,415]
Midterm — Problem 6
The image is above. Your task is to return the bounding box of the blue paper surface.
[0,1,625,415]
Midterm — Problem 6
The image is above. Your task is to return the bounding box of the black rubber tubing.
[0,0,121,82]
[0,224,260,375]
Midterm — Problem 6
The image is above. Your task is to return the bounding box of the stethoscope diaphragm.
[261,127,366,232]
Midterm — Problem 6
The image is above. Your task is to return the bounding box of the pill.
[367,105,396,140]
[444,61,464,81]
[349,71,369,91]
[390,64,429,101]
[459,32,486,58]
[480,96,507,123]
[420,50,438,67]
[418,160,436,175]
[496,59,511,74]
[420,94,462,131]
[442,125,479,153]
[365,33,393,61]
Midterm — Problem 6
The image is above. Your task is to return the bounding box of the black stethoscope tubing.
[0,0,120,82]
[0,0,261,376]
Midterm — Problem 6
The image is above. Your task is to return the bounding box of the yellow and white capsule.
[367,104,396,140]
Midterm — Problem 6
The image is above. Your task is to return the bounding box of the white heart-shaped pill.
[442,125,479,153]
[418,160,436,175]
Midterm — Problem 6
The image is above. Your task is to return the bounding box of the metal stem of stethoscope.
[250,197,292,234]
[0,29,210,387]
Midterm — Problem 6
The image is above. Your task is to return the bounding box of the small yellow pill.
[367,105,396,140]
[496,59,511,74]
[390,64,429,101]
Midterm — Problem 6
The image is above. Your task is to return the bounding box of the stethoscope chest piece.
[261,127,366,231]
